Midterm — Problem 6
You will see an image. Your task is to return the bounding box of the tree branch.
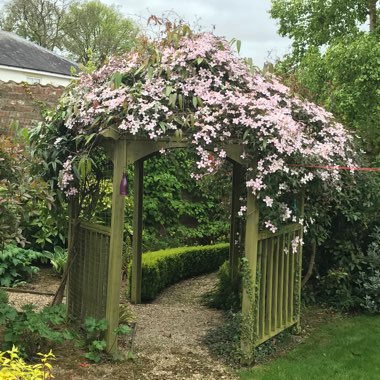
[301,241,316,288]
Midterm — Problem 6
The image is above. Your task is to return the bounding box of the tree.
[0,0,139,67]
[270,0,380,302]
[62,0,139,66]
[290,35,380,160]
[0,132,54,250]
[270,0,380,160]
[0,0,72,51]
[270,0,378,57]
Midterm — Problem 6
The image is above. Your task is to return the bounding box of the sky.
[0,0,292,67]
[104,0,292,68]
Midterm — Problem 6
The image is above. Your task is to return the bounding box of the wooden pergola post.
[131,159,144,304]
[229,162,243,280]
[296,193,305,331]
[240,190,260,364]
[105,138,127,353]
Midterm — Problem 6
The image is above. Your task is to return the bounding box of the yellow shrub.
[0,346,55,379]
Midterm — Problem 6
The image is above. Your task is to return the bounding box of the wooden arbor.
[67,127,304,363]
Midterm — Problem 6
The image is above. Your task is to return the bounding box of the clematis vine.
[51,25,355,233]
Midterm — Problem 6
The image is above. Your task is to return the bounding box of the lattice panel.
[67,221,110,323]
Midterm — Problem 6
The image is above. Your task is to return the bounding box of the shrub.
[203,261,241,311]
[82,317,108,363]
[0,345,55,380]
[0,132,55,251]
[131,243,229,301]
[0,303,72,358]
[0,245,45,287]
[310,225,380,313]
[0,289,8,305]
[353,227,380,313]
[43,246,67,276]
[80,317,131,363]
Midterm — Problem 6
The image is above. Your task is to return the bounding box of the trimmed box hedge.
[131,243,229,301]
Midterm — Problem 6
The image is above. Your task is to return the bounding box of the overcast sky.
[0,0,292,67]
[105,0,291,67]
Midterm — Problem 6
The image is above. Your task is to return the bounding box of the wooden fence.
[66,218,303,357]
[255,223,303,346]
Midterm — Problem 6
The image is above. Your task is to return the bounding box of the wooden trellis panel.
[67,221,110,323]
[255,223,303,345]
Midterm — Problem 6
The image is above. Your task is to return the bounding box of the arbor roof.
[38,26,355,230]
[0,30,78,76]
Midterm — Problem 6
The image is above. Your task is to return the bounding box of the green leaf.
[159,122,167,133]
[169,93,177,107]
[147,66,154,80]
[165,86,173,96]
[174,129,183,140]
[236,39,241,54]
[112,72,123,89]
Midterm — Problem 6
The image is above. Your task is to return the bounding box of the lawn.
[240,314,380,380]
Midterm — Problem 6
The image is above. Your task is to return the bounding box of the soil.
[4,269,339,379]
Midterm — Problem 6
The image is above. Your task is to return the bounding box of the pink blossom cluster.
[59,157,78,197]
[58,30,355,232]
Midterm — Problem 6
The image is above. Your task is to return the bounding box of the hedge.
[130,243,229,301]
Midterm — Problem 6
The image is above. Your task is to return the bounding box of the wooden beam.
[266,238,273,335]
[229,162,243,280]
[240,189,260,364]
[131,159,144,304]
[66,197,79,318]
[296,193,305,331]
[105,139,127,353]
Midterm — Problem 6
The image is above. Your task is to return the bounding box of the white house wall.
[0,66,75,87]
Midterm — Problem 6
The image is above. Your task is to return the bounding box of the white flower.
[238,205,247,217]
[263,196,273,207]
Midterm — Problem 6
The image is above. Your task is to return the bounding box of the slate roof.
[0,30,78,76]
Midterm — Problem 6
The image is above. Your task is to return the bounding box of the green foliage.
[317,269,353,311]
[278,34,380,161]
[271,1,380,160]
[81,317,131,362]
[0,289,9,305]
[142,149,231,250]
[62,0,140,66]
[0,0,139,67]
[23,203,66,251]
[354,227,380,313]
[130,243,229,301]
[203,261,241,311]
[308,221,380,312]
[82,317,108,363]
[270,0,371,56]
[43,246,67,276]
[0,245,45,287]
[0,133,54,250]
[0,0,71,51]
[0,303,71,358]
[0,345,55,380]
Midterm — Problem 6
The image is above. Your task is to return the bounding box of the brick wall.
[0,81,64,133]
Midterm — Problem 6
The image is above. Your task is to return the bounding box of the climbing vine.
[35,22,356,232]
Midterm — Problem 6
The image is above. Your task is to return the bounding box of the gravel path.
[7,291,53,311]
[5,271,238,379]
[130,273,237,379]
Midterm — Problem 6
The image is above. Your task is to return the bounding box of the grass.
[240,314,380,380]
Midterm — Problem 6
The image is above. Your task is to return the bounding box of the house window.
[26,77,41,84]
